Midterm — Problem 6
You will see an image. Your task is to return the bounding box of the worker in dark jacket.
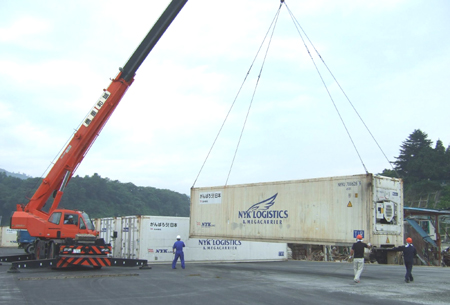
[392,237,417,283]
[349,234,372,283]
[172,235,185,269]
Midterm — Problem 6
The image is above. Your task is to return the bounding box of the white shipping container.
[0,227,18,247]
[96,217,122,257]
[190,174,403,251]
[96,216,287,263]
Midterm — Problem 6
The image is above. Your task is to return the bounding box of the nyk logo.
[197,221,215,227]
[199,239,242,246]
[238,194,288,219]
[155,249,170,253]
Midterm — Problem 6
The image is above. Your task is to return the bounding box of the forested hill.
[0,172,190,226]
[0,168,31,180]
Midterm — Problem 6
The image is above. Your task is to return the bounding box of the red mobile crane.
[4,0,188,270]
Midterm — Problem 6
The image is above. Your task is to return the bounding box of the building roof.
[405,218,438,248]
[404,207,450,215]
[404,207,450,224]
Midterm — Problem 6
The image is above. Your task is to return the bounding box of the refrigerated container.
[190,174,403,263]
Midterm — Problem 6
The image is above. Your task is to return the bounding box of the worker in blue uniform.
[172,235,185,269]
[392,237,418,283]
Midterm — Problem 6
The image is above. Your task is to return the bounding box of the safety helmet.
[356,234,363,240]
[177,235,181,239]
[68,215,73,219]
[406,237,412,244]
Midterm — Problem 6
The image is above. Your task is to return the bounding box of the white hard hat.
[176,235,181,239]
[68,215,73,219]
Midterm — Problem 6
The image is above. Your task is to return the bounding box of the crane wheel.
[25,243,35,254]
[48,242,56,259]
[35,240,44,259]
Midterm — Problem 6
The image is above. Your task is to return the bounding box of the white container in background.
[95,216,287,263]
[0,228,18,247]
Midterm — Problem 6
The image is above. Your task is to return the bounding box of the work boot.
[405,279,410,283]
[410,276,414,282]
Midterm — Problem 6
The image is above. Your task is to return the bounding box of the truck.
[16,230,36,254]
[3,0,188,271]
[189,173,404,264]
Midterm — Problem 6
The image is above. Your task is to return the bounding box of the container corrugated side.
[190,174,403,246]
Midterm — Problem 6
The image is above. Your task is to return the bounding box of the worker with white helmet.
[64,215,75,224]
[349,234,372,283]
[392,237,418,283]
[172,235,185,269]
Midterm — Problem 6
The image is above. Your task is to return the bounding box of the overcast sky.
[1,0,449,195]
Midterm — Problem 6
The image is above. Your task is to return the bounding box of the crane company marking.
[82,91,110,127]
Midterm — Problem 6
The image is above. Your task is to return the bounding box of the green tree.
[433,140,447,181]
[394,129,433,184]
[445,145,450,181]
[382,129,450,209]
[379,168,397,178]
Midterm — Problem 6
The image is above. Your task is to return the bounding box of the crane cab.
[45,209,98,239]
[12,208,98,240]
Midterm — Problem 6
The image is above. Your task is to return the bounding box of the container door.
[99,217,114,244]
[372,176,403,246]
[120,216,140,259]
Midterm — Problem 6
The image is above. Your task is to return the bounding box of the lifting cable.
[283,2,368,175]
[192,0,400,189]
[283,1,399,176]
[191,2,284,188]
[224,4,282,186]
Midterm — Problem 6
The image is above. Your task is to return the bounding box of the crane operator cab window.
[63,214,78,225]
[79,218,86,230]
[48,212,62,225]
